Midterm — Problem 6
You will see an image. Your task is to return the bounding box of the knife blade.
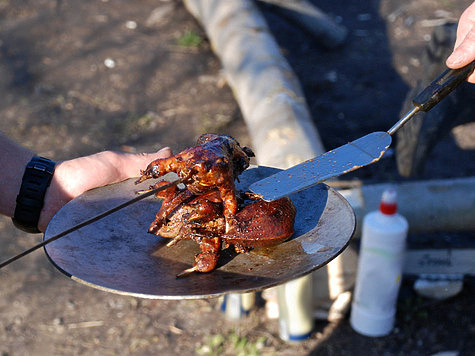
[249,132,391,201]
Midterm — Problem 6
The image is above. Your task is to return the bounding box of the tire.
[395,23,475,177]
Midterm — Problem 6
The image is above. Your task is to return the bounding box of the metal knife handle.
[413,60,475,112]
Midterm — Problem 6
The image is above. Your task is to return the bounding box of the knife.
[249,61,475,201]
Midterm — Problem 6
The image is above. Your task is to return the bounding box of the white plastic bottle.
[277,274,314,342]
[220,292,255,320]
[350,189,408,337]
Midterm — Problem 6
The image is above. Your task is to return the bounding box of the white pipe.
[183,0,325,168]
[338,177,475,237]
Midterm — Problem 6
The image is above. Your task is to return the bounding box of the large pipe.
[183,0,325,168]
[338,177,475,237]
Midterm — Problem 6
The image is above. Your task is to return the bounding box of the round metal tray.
[44,166,355,299]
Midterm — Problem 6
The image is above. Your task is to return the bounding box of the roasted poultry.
[136,134,254,230]
[136,134,296,276]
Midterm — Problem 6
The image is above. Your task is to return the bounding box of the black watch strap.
[12,156,56,233]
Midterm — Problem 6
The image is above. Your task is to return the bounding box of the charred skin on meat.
[136,133,254,231]
[136,134,296,276]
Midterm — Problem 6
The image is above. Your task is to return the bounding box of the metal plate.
[44,166,355,299]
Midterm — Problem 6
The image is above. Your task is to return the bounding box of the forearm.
[0,132,35,217]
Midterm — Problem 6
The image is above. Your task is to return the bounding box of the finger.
[446,3,475,69]
[118,147,173,179]
[446,28,475,68]
[467,71,475,84]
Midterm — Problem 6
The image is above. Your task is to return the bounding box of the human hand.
[446,2,475,83]
[38,147,172,231]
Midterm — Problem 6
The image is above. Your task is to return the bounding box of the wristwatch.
[12,156,56,233]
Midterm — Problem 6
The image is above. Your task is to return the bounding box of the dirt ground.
[0,0,474,355]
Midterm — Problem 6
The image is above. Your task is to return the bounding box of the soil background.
[0,0,473,355]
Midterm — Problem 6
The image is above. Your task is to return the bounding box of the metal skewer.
[0,178,183,269]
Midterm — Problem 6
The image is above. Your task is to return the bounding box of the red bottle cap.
[379,189,397,215]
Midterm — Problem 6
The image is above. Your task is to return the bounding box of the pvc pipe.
[183,0,325,168]
[338,177,475,237]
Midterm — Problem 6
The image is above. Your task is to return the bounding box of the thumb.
[446,35,474,68]
[118,147,173,179]
[446,3,475,69]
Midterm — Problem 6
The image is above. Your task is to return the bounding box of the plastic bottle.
[350,189,408,337]
[277,274,314,342]
[220,292,255,320]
